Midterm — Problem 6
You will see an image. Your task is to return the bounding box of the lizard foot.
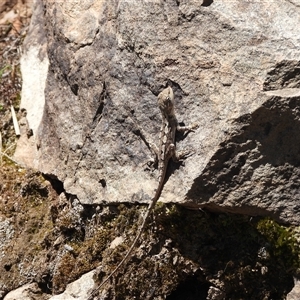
[174,148,196,161]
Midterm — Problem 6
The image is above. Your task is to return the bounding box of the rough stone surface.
[14,0,49,168]
[3,283,49,300]
[207,286,226,300]
[49,271,95,300]
[287,278,300,300]
[0,216,14,259]
[16,1,300,225]
[188,89,300,223]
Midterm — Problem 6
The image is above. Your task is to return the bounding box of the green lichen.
[256,218,300,272]
[0,65,10,80]
[51,204,142,294]
[0,168,56,293]
[153,205,295,299]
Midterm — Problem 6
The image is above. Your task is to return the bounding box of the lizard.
[88,86,197,299]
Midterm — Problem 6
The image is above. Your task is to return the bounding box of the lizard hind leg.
[144,142,159,171]
[172,148,195,162]
[167,143,193,162]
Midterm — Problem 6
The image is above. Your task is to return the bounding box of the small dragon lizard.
[88,86,196,299]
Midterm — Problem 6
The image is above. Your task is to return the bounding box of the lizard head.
[157,86,175,117]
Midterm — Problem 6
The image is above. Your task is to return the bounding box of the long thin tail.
[88,165,167,299]
[87,194,160,299]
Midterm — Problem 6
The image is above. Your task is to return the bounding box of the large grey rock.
[17,0,300,224]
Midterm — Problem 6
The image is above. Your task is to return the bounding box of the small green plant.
[0,65,10,80]
[256,218,300,271]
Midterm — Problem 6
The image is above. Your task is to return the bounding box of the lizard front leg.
[176,122,199,133]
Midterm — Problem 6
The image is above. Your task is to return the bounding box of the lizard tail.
[87,204,154,299]
[88,162,168,299]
